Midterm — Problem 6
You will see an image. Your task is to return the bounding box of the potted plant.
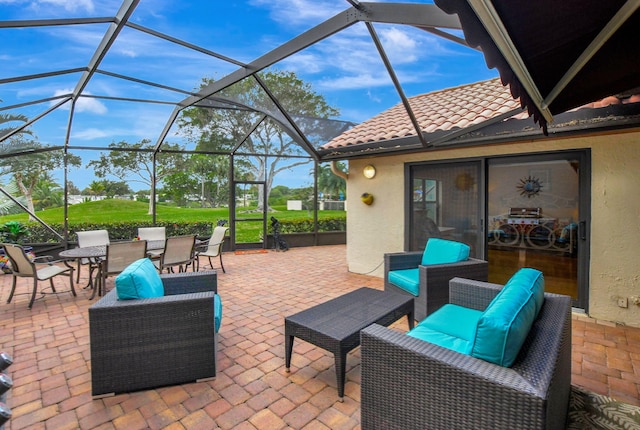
[0,221,34,273]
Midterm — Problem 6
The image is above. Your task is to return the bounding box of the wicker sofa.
[361,276,572,430]
[384,238,488,321]
[89,270,219,396]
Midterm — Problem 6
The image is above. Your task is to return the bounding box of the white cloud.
[37,0,95,13]
[249,0,342,27]
[0,0,96,13]
[52,89,108,114]
[71,127,108,140]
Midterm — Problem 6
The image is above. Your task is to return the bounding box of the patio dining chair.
[97,240,148,297]
[154,235,197,273]
[196,225,228,272]
[76,229,110,283]
[137,227,166,258]
[1,243,76,309]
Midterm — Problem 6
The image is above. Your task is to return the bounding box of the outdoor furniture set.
[4,233,571,427]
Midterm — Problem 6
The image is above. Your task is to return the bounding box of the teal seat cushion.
[407,304,482,355]
[115,258,164,300]
[417,304,483,341]
[388,268,420,296]
[214,293,222,333]
[407,327,473,355]
[408,304,482,355]
[471,268,545,367]
[422,238,470,266]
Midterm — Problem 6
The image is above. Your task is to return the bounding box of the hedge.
[21,217,346,243]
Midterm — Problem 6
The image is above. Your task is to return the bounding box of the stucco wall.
[345,130,640,326]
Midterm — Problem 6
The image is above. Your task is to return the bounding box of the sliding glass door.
[408,150,590,310]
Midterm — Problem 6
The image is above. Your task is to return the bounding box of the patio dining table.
[59,240,166,299]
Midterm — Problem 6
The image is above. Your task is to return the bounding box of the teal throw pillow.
[421,238,470,265]
[471,268,544,367]
[116,258,164,300]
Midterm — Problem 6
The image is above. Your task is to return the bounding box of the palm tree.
[316,162,346,200]
[0,109,32,144]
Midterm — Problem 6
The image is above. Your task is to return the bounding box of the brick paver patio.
[0,245,639,429]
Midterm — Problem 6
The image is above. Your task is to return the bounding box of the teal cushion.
[214,293,222,333]
[388,268,420,296]
[421,238,470,266]
[417,304,483,342]
[471,268,544,367]
[115,258,164,300]
[407,327,473,355]
[408,304,482,355]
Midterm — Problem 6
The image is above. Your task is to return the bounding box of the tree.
[316,162,347,200]
[84,180,106,196]
[67,181,81,195]
[0,137,81,218]
[32,175,64,211]
[0,111,32,142]
[162,153,230,208]
[86,139,187,214]
[179,70,339,211]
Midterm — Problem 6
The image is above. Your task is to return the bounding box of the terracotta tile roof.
[323,78,520,149]
[322,78,640,149]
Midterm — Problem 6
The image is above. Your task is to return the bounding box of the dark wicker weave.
[384,251,488,321]
[361,277,572,430]
[285,287,414,399]
[89,271,218,397]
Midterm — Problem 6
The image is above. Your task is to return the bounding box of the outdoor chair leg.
[29,278,38,309]
[68,271,76,297]
[219,255,226,273]
[49,278,57,293]
[7,276,17,304]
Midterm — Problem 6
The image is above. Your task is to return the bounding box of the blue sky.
[0,0,497,191]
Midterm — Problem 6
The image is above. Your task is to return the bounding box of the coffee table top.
[285,287,413,340]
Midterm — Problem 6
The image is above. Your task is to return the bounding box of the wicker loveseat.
[361,274,572,430]
[89,270,219,396]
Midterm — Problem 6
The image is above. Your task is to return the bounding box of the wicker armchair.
[89,271,218,397]
[384,250,488,321]
[361,277,572,430]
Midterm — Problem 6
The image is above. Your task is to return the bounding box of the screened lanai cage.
[0,0,497,251]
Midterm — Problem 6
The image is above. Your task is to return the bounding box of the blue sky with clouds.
[1,0,497,191]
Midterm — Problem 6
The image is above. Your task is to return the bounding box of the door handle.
[579,221,587,240]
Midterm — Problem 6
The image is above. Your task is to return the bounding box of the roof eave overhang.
[434,0,640,134]
[318,104,640,161]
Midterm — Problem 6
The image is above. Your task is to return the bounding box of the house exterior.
[322,78,640,327]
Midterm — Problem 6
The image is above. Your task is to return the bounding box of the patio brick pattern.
[1,245,639,429]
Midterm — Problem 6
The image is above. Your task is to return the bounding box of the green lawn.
[1,199,346,243]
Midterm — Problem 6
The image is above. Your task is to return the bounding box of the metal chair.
[137,227,165,258]
[76,229,110,283]
[2,243,76,309]
[154,235,196,273]
[96,240,148,298]
[196,226,228,272]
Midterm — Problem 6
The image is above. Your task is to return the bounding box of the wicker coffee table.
[285,287,414,400]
